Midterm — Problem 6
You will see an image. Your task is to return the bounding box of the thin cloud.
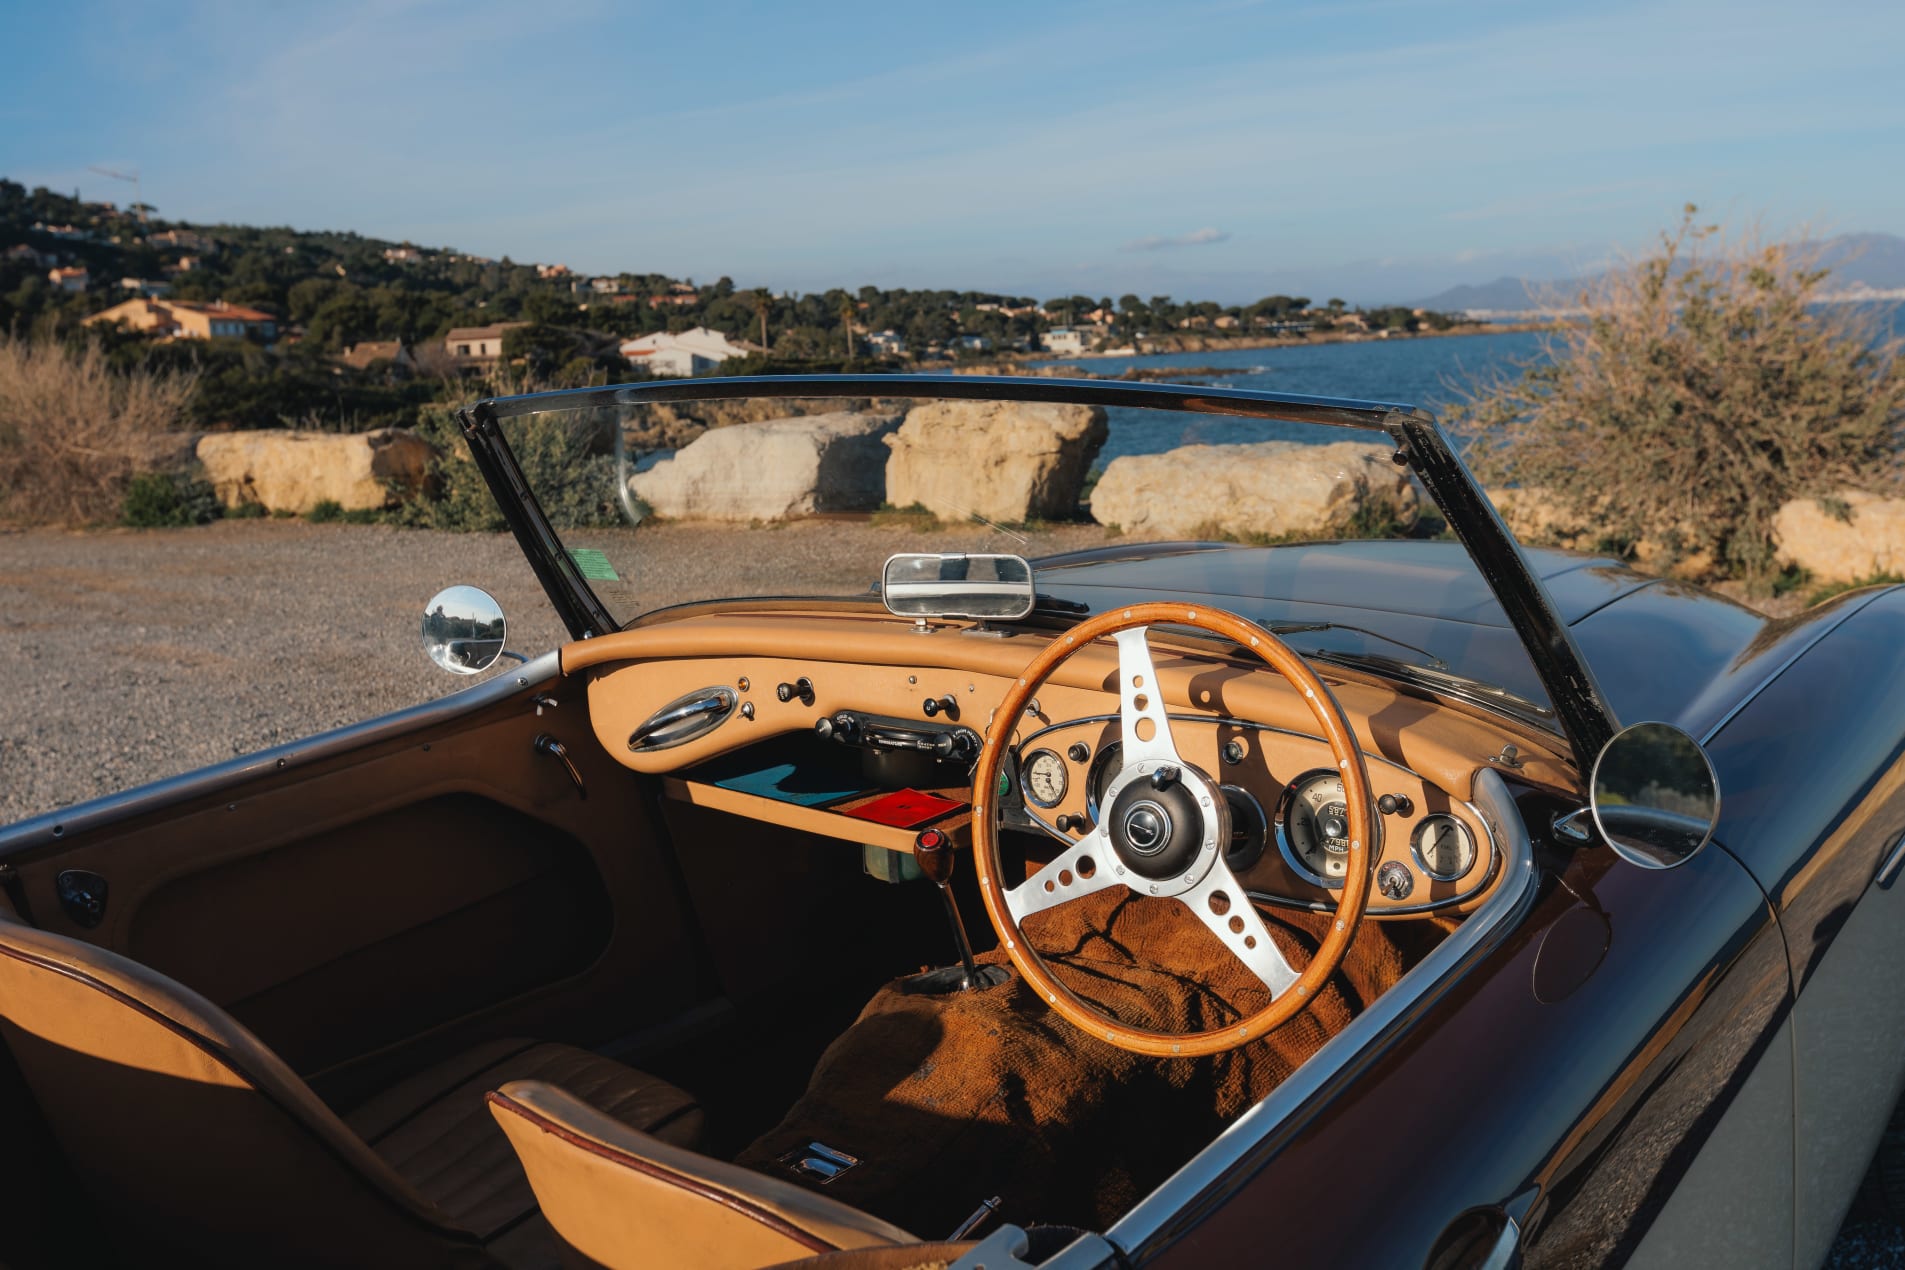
[1122,228,1231,252]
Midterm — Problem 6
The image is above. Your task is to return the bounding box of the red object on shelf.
[843,789,966,829]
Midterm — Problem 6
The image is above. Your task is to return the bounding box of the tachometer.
[1412,814,1476,881]
[1022,748,1068,808]
[1276,769,1354,888]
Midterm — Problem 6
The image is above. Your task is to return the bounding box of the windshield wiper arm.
[1266,622,1448,671]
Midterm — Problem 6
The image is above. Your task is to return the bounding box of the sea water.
[1034,330,1548,462]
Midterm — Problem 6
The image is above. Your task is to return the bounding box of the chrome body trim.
[1878,830,1905,891]
[1105,767,1538,1261]
[0,652,563,854]
[1480,1215,1523,1270]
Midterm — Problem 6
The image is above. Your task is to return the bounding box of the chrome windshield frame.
[460,374,1618,772]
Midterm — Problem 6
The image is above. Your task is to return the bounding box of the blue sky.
[4,0,1902,303]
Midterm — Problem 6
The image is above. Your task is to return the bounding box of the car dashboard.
[562,606,1578,918]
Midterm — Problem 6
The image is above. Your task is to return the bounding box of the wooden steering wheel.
[971,603,1375,1058]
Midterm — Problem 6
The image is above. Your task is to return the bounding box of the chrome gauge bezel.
[1273,766,1350,891]
[1410,813,1477,882]
[1021,747,1069,808]
[1085,740,1124,821]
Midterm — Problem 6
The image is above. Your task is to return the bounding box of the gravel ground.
[0,518,1111,822]
[1,518,1900,1267]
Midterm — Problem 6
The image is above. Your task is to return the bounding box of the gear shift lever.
[903,829,1009,994]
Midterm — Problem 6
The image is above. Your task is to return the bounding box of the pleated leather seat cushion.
[344,1038,704,1247]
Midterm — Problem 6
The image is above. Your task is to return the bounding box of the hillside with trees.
[0,179,1459,431]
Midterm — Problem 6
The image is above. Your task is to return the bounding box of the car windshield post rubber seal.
[462,374,1619,775]
[458,400,616,641]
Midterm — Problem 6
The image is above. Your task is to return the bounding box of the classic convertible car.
[2,376,1903,1270]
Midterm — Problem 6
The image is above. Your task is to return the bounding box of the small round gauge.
[1412,815,1476,881]
[1277,769,1354,888]
[1022,748,1069,808]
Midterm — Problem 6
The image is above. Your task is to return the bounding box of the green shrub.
[226,500,268,519]
[121,471,222,527]
[1450,206,1905,585]
[395,405,622,532]
[305,499,344,523]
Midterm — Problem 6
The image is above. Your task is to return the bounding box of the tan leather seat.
[489,1080,924,1270]
[0,915,701,1269]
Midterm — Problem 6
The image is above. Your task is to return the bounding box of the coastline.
[922,320,1554,371]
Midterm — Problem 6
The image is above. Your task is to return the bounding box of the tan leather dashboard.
[564,609,1575,917]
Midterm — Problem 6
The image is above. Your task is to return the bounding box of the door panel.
[128,793,612,1072]
[0,670,703,1088]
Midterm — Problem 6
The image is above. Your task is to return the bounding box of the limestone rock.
[627,410,902,521]
[195,428,436,513]
[1774,490,1905,583]
[883,401,1107,524]
[1089,440,1418,540]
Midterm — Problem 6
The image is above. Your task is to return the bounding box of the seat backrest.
[488,1080,919,1270]
[0,915,488,1269]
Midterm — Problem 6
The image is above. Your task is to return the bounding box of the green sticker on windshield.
[567,548,619,582]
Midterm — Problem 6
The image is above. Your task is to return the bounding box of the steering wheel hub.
[1101,759,1226,885]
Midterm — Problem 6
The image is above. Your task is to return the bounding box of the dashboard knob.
[1055,814,1087,834]
[922,694,958,719]
[1067,742,1091,763]
[776,677,815,706]
[931,728,979,761]
[815,713,858,743]
[1377,793,1414,817]
[1377,861,1414,901]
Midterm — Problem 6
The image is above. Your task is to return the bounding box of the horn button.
[1107,769,1210,881]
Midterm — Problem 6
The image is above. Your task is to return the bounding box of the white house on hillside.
[1042,326,1089,355]
[620,326,758,377]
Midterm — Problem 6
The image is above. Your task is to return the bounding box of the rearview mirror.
[1590,721,1721,869]
[422,585,509,675]
[881,553,1035,621]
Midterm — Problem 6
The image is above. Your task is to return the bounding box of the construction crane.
[86,165,145,223]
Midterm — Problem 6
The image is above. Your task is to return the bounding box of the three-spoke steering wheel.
[971,603,1375,1057]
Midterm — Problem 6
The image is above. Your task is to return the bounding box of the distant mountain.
[1411,232,1905,312]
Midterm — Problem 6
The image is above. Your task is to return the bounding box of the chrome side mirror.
[1589,721,1721,869]
[882,553,1035,621]
[422,585,510,675]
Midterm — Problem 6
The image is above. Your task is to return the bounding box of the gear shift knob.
[913,828,954,887]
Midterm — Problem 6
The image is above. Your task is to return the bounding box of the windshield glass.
[487,387,1553,722]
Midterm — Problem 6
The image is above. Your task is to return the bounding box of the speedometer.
[1276,769,1354,888]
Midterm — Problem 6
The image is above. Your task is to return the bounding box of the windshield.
[483,386,1553,723]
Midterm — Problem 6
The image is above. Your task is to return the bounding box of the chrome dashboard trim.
[1272,767,1349,891]
[1248,789,1503,918]
[1104,767,1537,1262]
[0,652,563,854]
[1022,711,1497,914]
[1411,814,1476,882]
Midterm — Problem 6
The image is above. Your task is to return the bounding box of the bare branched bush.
[0,338,201,525]
[1450,206,1905,583]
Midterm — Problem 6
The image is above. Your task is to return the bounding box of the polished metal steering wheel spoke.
[1002,828,1124,923]
[1114,626,1182,767]
[1179,859,1301,997]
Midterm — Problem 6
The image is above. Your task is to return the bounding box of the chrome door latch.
[533,734,586,800]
